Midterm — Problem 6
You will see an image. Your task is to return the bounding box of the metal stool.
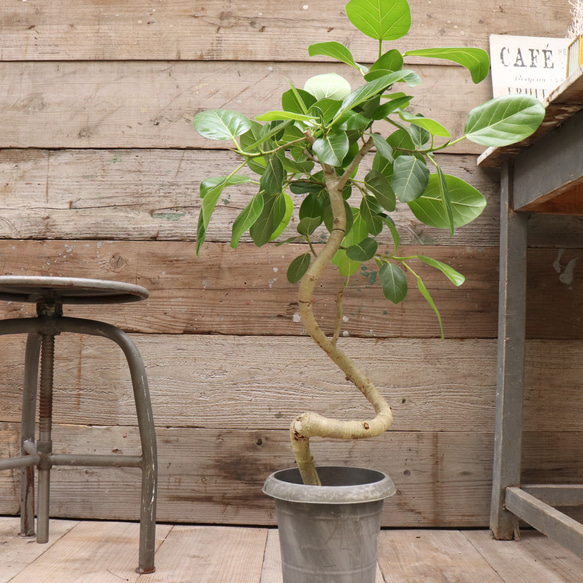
[0,276,157,574]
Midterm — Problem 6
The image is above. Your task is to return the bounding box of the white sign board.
[489,35,569,101]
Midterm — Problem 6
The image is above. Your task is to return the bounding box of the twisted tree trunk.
[290,137,394,486]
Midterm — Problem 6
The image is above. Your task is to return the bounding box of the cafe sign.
[489,35,569,101]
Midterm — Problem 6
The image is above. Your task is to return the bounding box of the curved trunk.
[290,138,394,486]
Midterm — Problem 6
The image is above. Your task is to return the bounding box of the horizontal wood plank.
[0,240,582,338]
[2,424,583,527]
[0,61,490,153]
[0,149,503,246]
[0,335,581,433]
[0,0,571,61]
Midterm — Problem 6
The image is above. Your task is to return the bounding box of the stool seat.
[0,276,148,305]
[0,276,157,574]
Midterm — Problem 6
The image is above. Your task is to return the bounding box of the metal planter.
[263,466,395,583]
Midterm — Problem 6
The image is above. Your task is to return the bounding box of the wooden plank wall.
[0,0,579,528]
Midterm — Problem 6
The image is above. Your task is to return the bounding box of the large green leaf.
[416,255,465,286]
[193,109,252,141]
[231,194,264,249]
[360,195,384,235]
[336,72,408,120]
[399,111,451,138]
[304,73,352,101]
[250,192,289,246]
[346,0,411,41]
[287,253,312,284]
[260,155,285,196]
[365,170,396,212]
[312,130,350,166]
[197,174,252,253]
[371,133,394,162]
[370,49,404,73]
[308,42,368,73]
[255,111,316,123]
[346,237,379,261]
[380,262,408,303]
[464,95,545,147]
[407,174,486,229]
[282,87,317,114]
[270,193,294,241]
[392,156,430,202]
[404,48,490,84]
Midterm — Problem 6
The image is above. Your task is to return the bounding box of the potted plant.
[193,0,544,580]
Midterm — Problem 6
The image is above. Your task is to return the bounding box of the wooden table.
[479,68,583,557]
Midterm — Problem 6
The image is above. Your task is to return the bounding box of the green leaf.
[381,215,400,251]
[346,237,379,261]
[365,170,396,211]
[287,253,312,284]
[242,120,293,152]
[308,42,368,73]
[435,165,454,236]
[304,73,352,101]
[250,192,289,246]
[299,193,324,220]
[312,130,350,166]
[337,72,416,121]
[197,174,252,253]
[256,111,316,123]
[231,194,264,249]
[407,174,487,229]
[365,69,421,86]
[370,49,404,72]
[416,255,465,286]
[332,250,361,277]
[371,133,394,162]
[270,193,294,241]
[290,181,325,195]
[360,195,384,235]
[282,87,317,114]
[415,273,444,338]
[297,216,323,236]
[399,111,451,138]
[380,262,408,303]
[464,95,545,147]
[370,95,412,120]
[193,109,252,141]
[346,0,411,41]
[260,155,285,196]
[311,99,343,123]
[392,156,430,202]
[404,48,490,84]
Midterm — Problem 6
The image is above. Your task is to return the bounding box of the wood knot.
[363,422,370,430]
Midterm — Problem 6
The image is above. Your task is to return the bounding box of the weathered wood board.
[0,240,581,338]
[0,0,571,62]
[0,149,501,246]
[0,335,581,434]
[0,61,491,152]
[1,424,582,527]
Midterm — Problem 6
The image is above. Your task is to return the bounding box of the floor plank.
[7,520,172,583]
[464,530,583,583]
[377,530,505,582]
[0,517,79,583]
[142,525,267,583]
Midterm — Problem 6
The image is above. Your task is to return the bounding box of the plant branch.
[290,136,393,486]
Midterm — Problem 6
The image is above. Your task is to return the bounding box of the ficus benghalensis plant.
[193,0,545,485]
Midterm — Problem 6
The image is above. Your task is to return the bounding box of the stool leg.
[20,333,41,537]
[37,333,55,544]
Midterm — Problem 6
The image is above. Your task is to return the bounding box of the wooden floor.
[1,517,583,582]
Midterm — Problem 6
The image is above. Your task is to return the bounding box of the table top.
[478,66,583,168]
[0,276,148,305]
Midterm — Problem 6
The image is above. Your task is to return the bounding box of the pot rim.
[262,466,396,504]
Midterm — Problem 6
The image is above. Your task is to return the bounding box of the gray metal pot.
[263,466,395,583]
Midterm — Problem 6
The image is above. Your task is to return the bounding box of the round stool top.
[0,276,149,305]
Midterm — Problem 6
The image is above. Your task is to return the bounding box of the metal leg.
[37,333,55,544]
[20,333,41,537]
[491,161,528,540]
[60,317,157,573]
